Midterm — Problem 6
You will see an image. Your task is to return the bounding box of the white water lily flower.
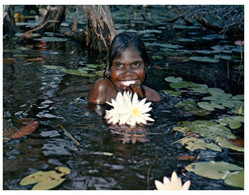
[105,91,154,128]
[155,171,191,190]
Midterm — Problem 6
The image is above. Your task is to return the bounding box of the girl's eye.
[116,63,124,68]
[132,62,140,67]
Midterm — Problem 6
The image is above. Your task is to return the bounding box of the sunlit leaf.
[224,170,244,189]
[215,137,244,152]
[178,137,221,152]
[185,161,243,180]
[20,167,70,190]
[218,116,242,129]
[180,120,236,140]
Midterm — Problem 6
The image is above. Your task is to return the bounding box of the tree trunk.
[39,5,67,33]
[3,5,16,36]
[79,5,117,53]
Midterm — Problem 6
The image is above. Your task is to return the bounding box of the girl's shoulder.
[88,78,115,104]
[143,85,161,102]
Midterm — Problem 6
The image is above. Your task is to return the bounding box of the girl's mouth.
[120,80,136,87]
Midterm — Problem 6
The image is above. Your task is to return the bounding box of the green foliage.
[185,161,243,188]
[189,56,219,63]
[178,137,221,152]
[43,64,105,77]
[20,167,70,190]
[224,170,244,188]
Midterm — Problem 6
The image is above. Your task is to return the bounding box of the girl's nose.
[123,66,134,76]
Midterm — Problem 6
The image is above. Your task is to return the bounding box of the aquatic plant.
[105,91,154,128]
[20,167,70,190]
[154,171,191,190]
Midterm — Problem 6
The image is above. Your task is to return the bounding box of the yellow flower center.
[131,108,142,117]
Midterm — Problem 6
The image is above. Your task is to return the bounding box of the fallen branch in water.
[58,123,81,146]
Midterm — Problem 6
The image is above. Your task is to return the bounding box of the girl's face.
[110,47,146,91]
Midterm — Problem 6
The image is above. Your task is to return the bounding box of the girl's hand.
[129,84,144,98]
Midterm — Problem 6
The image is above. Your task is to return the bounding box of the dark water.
[3,5,244,190]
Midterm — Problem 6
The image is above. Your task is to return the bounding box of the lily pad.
[198,102,225,111]
[164,76,183,83]
[175,100,210,116]
[218,116,243,129]
[20,167,70,190]
[232,95,244,100]
[207,88,225,95]
[190,83,208,94]
[224,170,244,189]
[161,89,181,96]
[216,137,244,152]
[170,81,189,89]
[189,56,219,63]
[182,120,236,140]
[178,137,221,152]
[185,161,243,180]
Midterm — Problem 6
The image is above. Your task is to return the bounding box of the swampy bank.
[3,5,244,190]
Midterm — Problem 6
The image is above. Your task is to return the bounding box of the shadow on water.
[3,6,243,190]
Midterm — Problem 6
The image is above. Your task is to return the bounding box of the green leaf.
[232,95,244,100]
[224,170,244,189]
[164,76,183,83]
[20,167,70,190]
[207,88,225,94]
[189,56,219,63]
[170,81,189,89]
[215,137,244,152]
[179,137,221,152]
[161,89,181,96]
[185,161,243,180]
[190,83,208,94]
[190,120,236,140]
[198,102,225,111]
[175,100,210,116]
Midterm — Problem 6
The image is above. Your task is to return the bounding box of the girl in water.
[88,32,161,104]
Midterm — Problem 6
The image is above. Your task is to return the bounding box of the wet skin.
[88,47,161,104]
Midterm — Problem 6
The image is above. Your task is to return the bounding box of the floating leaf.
[189,56,219,63]
[224,170,244,189]
[232,95,244,100]
[198,102,225,111]
[190,83,208,94]
[164,76,183,83]
[170,81,189,89]
[207,88,225,94]
[215,137,244,152]
[185,161,243,180]
[175,100,210,116]
[151,55,163,60]
[173,126,191,135]
[20,167,70,190]
[161,89,181,96]
[179,120,236,140]
[222,100,243,109]
[178,137,221,152]
[203,93,232,101]
[218,116,243,129]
